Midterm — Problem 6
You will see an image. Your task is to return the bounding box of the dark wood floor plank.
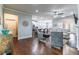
[12,38,62,55]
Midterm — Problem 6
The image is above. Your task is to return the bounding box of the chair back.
[37,30,43,40]
[51,32,63,48]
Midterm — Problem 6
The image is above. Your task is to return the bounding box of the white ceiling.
[4,4,78,17]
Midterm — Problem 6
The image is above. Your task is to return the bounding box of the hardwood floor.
[63,44,79,55]
[12,38,62,55]
[11,33,79,55]
[63,39,79,55]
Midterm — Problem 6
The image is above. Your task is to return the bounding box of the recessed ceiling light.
[35,10,39,13]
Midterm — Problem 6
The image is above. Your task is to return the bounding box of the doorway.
[4,13,18,38]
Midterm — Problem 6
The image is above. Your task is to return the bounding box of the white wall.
[0,4,3,34]
[0,4,3,30]
[77,5,79,50]
[53,16,75,31]
[4,8,32,40]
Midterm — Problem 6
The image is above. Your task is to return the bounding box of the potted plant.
[0,29,13,55]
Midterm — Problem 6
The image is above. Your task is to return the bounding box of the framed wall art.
[22,20,29,27]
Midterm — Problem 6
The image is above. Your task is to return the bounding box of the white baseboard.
[18,35,32,40]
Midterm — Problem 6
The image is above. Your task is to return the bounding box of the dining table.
[43,33,50,42]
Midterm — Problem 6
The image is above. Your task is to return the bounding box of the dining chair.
[37,29,45,42]
[51,32,63,49]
